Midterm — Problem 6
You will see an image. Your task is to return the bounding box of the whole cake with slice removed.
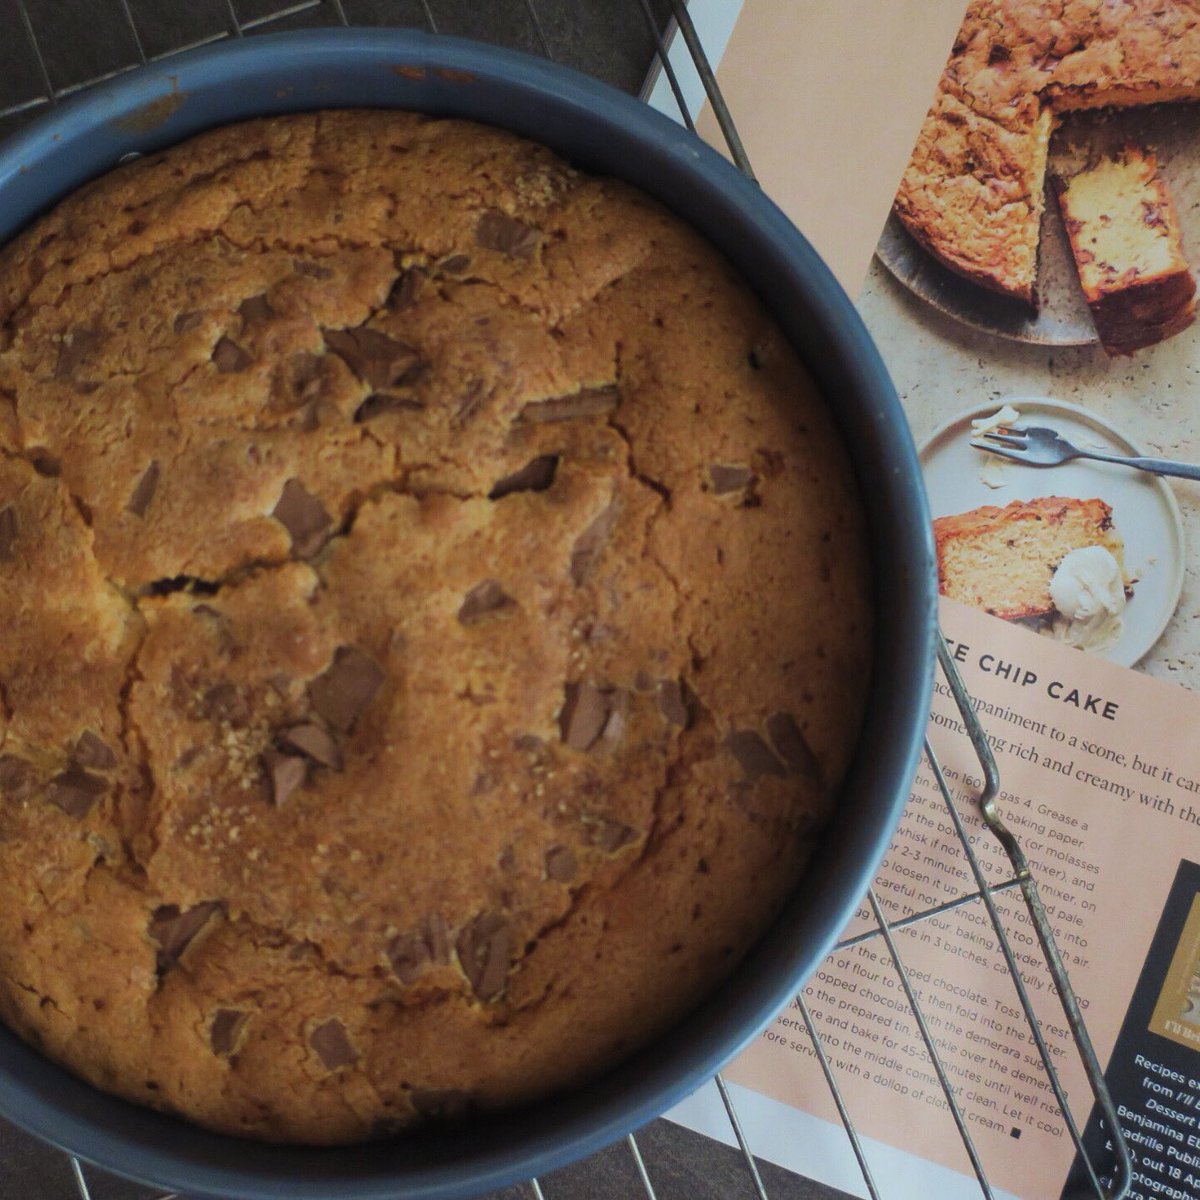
[934,496,1127,620]
[1054,145,1196,355]
[895,0,1200,307]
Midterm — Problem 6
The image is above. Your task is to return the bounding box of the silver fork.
[970,425,1200,481]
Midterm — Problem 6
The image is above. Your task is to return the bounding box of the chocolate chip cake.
[933,496,1125,620]
[1054,144,1197,355]
[896,0,1200,306]
[0,111,871,1143]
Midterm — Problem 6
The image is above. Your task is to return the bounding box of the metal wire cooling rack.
[0,2,1134,1199]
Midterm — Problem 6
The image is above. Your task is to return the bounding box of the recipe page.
[666,2,1200,1198]
[716,598,1200,1200]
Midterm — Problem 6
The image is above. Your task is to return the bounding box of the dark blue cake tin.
[0,29,937,1200]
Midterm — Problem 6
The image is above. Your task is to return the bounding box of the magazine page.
[687,0,966,293]
[666,4,1200,1200]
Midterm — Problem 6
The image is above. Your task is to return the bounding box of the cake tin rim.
[0,27,936,1200]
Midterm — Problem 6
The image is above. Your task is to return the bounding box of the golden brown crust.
[1082,272,1196,354]
[895,1,1200,304]
[0,112,872,1143]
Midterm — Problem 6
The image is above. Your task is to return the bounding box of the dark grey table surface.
[0,2,852,1198]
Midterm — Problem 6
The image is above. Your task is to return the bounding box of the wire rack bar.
[0,93,51,120]
[868,885,996,1199]
[222,0,243,37]
[627,1132,659,1199]
[69,1157,92,1200]
[116,0,148,63]
[715,1071,772,1200]
[767,636,1130,1200]
[1,3,1129,1199]
[834,875,1024,951]
[0,0,346,123]
[797,992,881,1200]
[520,0,553,59]
[635,0,696,133]
[13,0,54,108]
[785,636,1129,1200]
[241,0,324,31]
[933,636,1132,1199]
[141,30,241,62]
[662,0,754,178]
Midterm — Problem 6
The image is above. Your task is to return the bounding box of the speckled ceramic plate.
[920,397,1186,667]
[877,208,1096,346]
[879,101,1200,348]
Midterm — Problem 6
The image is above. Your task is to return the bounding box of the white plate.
[919,397,1186,667]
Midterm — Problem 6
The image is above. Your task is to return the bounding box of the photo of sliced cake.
[921,396,1184,668]
[933,496,1129,621]
[1054,145,1197,355]
[894,0,1200,307]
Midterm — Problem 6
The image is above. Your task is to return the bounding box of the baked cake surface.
[934,496,1123,620]
[0,112,871,1143]
[1054,144,1196,354]
[896,0,1200,305]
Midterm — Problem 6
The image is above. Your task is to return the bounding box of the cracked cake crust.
[0,110,871,1143]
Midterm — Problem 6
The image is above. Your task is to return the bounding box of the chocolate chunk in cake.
[475,210,541,260]
[0,506,16,560]
[212,337,251,373]
[519,386,619,424]
[279,723,342,770]
[45,768,108,818]
[72,731,117,771]
[456,913,512,1001]
[264,753,307,806]
[126,463,159,518]
[210,1008,249,1056]
[272,480,331,558]
[149,902,223,972]
[310,1018,358,1070]
[725,731,788,782]
[457,580,514,623]
[489,455,558,500]
[324,328,420,390]
[308,646,385,733]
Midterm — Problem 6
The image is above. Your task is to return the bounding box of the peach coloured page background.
[694,0,965,295]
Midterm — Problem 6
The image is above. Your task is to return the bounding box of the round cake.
[0,111,871,1143]
[895,0,1200,306]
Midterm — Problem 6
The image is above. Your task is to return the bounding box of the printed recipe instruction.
[702,599,1200,1200]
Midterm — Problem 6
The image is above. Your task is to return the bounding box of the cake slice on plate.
[933,496,1126,620]
[1054,145,1196,355]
